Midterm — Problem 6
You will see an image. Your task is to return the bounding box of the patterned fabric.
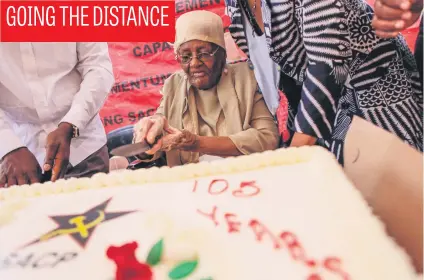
[415,16,423,80]
[226,0,423,164]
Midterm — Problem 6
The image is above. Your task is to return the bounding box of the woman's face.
[177,40,226,90]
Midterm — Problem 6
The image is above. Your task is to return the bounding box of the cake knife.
[110,136,161,158]
[110,141,152,157]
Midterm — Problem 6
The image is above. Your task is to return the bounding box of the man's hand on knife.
[44,122,73,182]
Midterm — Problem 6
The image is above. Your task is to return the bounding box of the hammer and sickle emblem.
[40,211,106,241]
[69,216,90,238]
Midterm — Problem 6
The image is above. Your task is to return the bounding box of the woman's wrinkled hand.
[133,116,199,156]
[161,126,199,152]
[133,115,167,155]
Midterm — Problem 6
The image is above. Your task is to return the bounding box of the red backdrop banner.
[0,1,176,42]
[101,0,419,133]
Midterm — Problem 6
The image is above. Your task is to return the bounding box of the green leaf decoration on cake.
[168,260,198,279]
[146,238,163,266]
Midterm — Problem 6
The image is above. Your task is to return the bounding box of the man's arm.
[0,108,24,160]
[44,43,115,181]
[60,43,115,129]
[344,117,423,273]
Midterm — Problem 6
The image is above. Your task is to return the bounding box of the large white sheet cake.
[0,147,418,280]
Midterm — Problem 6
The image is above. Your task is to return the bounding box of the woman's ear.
[222,48,227,60]
[219,48,228,67]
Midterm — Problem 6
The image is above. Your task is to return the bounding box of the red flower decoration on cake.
[107,241,153,280]
[107,238,204,280]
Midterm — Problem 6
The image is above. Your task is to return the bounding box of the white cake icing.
[0,200,29,228]
[0,147,419,280]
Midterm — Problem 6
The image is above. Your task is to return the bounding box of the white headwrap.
[173,10,226,53]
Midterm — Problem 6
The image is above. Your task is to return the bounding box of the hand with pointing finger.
[372,0,423,38]
[44,123,74,182]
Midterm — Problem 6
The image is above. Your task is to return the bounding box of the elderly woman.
[132,10,279,167]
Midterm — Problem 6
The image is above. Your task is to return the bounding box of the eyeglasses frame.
[175,47,220,65]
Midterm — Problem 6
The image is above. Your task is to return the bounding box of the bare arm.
[192,136,242,157]
[344,117,423,273]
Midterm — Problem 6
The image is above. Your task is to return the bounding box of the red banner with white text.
[100,0,419,133]
[0,1,175,42]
